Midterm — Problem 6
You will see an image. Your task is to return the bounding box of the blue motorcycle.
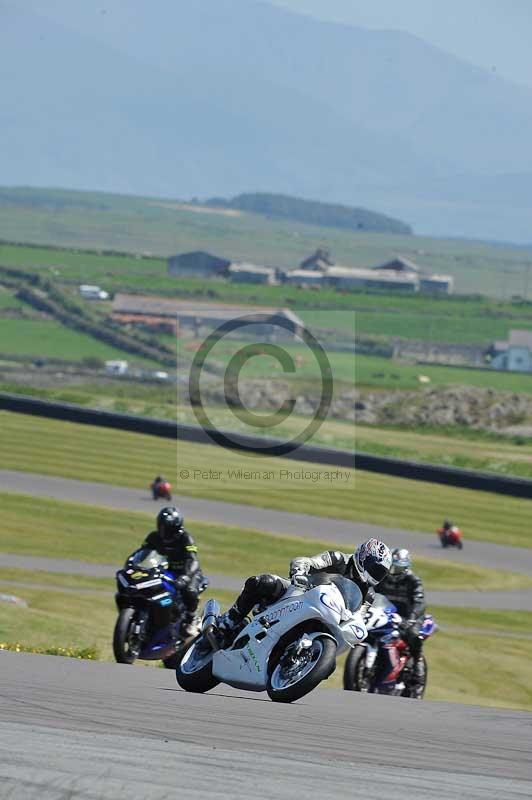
[113,548,205,669]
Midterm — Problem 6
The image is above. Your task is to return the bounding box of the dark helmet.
[154,475,162,483]
[443,519,453,531]
[354,538,392,587]
[388,547,412,581]
[156,506,184,544]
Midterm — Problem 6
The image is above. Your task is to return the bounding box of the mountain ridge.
[2,0,531,241]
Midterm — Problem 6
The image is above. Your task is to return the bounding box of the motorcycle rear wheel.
[113,608,140,664]
[175,635,219,692]
[267,635,336,703]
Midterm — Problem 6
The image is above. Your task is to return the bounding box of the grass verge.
[2,494,532,592]
[4,382,532,479]
[3,411,532,548]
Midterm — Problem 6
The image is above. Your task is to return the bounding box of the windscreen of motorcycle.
[129,548,169,570]
[372,593,395,611]
[308,573,362,613]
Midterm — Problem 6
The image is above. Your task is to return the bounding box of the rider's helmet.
[155,475,162,483]
[354,539,392,587]
[387,547,412,582]
[443,519,453,531]
[156,506,184,545]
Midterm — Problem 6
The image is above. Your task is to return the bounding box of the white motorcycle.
[176,573,368,703]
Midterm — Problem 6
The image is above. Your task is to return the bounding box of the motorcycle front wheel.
[267,635,336,703]
[113,607,141,664]
[402,654,428,699]
[175,635,219,693]
[343,645,369,691]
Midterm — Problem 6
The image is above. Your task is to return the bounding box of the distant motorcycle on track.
[151,478,172,501]
[343,593,437,698]
[176,573,368,703]
[113,548,206,668]
[437,522,463,549]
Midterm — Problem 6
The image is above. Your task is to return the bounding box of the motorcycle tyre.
[457,540,463,550]
[113,607,139,665]
[402,655,428,699]
[175,636,219,693]
[267,635,336,703]
[343,645,367,691]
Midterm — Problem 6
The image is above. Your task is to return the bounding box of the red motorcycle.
[437,524,463,550]
[151,479,172,501]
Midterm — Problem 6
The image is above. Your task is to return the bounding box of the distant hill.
[2,0,532,241]
[207,193,412,235]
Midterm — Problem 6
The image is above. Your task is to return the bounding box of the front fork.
[128,608,148,654]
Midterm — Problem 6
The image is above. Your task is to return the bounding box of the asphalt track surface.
[2,550,532,611]
[2,469,532,610]
[2,469,532,573]
[1,652,531,800]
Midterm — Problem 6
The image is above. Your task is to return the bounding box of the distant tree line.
[207,193,412,235]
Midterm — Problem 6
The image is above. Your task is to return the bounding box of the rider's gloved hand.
[290,572,309,589]
[399,618,417,640]
[174,575,191,590]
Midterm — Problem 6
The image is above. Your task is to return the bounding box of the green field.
[3,411,532,548]
[179,333,532,393]
[0,317,157,363]
[2,187,532,299]
[0,287,25,310]
[3,237,532,348]
[4,379,532,478]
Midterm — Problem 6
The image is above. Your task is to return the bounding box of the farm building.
[228,263,277,285]
[284,269,324,287]
[373,257,420,274]
[299,248,335,272]
[419,275,454,294]
[490,330,532,373]
[371,257,453,294]
[325,266,418,293]
[167,251,231,278]
[111,294,304,338]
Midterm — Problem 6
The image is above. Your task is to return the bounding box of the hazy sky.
[270,0,532,87]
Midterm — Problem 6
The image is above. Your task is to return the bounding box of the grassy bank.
[4,381,532,479]
[3,494,529,590]
[2,411,532,547]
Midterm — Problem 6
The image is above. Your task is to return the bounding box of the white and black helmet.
[354,539,392,587]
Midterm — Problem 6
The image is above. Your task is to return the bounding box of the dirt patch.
[149,202,243,218]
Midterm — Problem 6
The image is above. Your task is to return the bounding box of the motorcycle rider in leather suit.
[378,547,426,698]
[218,538,392,640]
[143,506,206,637]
